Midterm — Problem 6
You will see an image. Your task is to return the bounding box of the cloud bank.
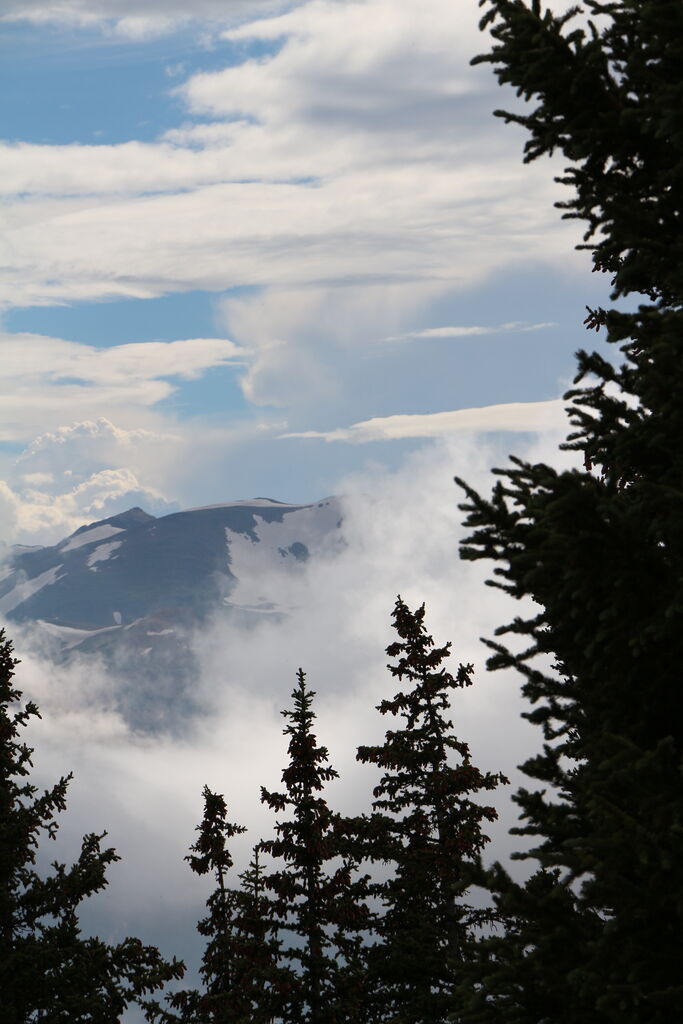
[6,425,579,1024]
[0,418,180,545]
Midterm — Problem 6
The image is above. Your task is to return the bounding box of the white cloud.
[3,0,575,40]
[0,0,287,38]
[0,332,243,384]
[0,480,19,552]
[0,141,244,197]
[110,14,178,38]
[195,0,482,123]
[1,466,173,545]
[283,398,568,442]
[17,418,176,466]
[0,0,588,311]
[385,320,558,342]
[0,419,181,544]
[0,333,243,441]
[1,162,579,311]
[221,280,445,408]
[19,472,54,488]
[0,381,174,438]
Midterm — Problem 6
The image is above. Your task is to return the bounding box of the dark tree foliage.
[452,3,683,1021]
[0,628,184,1023]
[158,789,286,1024]
[472,0,683,307]
[349,597,507,1024]
[260,669,371,1024]
[231,844,293,1022]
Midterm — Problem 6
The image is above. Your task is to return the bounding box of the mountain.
[0,497,344,729]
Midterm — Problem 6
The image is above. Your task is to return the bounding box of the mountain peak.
[69,507,157,537]
[102,507,157,529]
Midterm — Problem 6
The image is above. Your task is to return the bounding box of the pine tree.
[0,628,184,1022]
[162,788,286,1024]
[260,669,371,1024]
[452,3,683,1021]
[349,597,507,1024]
[232,844,292,1022]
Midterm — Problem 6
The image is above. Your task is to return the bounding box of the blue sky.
[0,0,610,547]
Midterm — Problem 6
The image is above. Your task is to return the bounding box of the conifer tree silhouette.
[260,669,371,1024]
[232,844,293,1022]
[160,789,288,1024]
[453,2,683,1020]
[348,598,507,1024]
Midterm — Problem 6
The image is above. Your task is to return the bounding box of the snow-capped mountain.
[0,497,344,729]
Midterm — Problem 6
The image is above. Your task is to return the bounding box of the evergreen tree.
[162,789,286,1024]
[187,787,247,1020]
[452,3,683,1020]
[0,628,184,1022]
[350,597,507,1024]
[260,669,371,1024]
[232,844,292,1022]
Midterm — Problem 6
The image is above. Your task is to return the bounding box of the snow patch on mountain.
[62,524,125,553]
[87,540,122,570]
[35,620,121,649]
[186,497,293,511]
[0,565,64,615]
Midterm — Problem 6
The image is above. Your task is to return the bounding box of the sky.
[0,0,613,547]
[0,0,613,1017]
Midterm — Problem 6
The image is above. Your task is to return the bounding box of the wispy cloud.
[0,333,243,383]
[0,0,285,38]
[282,398,567,443]
[384,320,558,342]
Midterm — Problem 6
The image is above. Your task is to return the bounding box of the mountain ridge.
[0,496,344,730]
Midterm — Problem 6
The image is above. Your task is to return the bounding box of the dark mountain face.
[0,497,344,731]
